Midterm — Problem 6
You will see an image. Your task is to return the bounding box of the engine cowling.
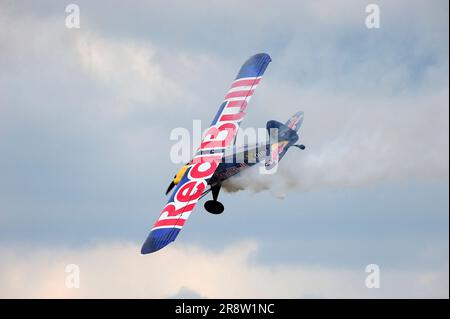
[165,164,189,195]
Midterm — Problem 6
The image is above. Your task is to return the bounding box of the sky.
[0,0,448,298]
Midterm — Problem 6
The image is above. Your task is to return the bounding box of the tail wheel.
[204,200,224,215]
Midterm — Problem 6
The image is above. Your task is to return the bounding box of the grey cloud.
[0,0,448,299]
[0,241,447,298]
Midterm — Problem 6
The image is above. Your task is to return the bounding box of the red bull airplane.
[141,53,306,254]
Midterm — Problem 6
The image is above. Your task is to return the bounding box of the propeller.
[165,176,176,195]
[165,163,190,195]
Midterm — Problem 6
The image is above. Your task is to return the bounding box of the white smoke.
[222,89,449,197]
[222,164,292,199]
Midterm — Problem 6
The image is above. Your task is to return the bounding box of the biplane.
[141,53,306,254]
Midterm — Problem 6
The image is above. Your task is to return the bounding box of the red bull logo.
[152,76,261,230]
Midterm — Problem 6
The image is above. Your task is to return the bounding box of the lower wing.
[141,53,272,254]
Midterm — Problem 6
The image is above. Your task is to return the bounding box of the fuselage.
[207,142,268,186]
[169,110,304,193]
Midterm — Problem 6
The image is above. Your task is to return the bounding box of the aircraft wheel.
[204,200,224,215]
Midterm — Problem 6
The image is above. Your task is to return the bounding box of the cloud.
[0,241,447,298]
[1,0,447,197]
[73,32,186,113]
[0,0,447,299]
[169,286,205,299]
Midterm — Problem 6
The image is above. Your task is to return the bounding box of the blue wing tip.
[140,228,181,255]
[141,241,160,254]
[236,52,272,79]
[250,52,272,62]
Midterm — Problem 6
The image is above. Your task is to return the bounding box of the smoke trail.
[221,89,449,198]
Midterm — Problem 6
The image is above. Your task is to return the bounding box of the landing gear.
[204,184,224,215]
[204,200,224,214]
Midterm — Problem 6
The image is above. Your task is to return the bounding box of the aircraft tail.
[285,111,304,132]
[265,111,304,168]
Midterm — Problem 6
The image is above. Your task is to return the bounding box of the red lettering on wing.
[219,111,245,122]
[200,123,237,150]
[153,218,186,228]
[226,100,247,110]
[230,78,260,89]
[189,154,222,179]
[159,202,195,218]
[175,180,205,203]
[224,90,254,100]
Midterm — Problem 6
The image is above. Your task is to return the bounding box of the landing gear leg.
[204,184,224,215]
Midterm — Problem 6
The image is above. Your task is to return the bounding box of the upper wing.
[141,53,272,254]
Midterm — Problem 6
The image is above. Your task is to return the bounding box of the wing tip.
[140,245,159,255]
[236,52,272,80]
[250,52,272,62]
[140,228,181,255]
